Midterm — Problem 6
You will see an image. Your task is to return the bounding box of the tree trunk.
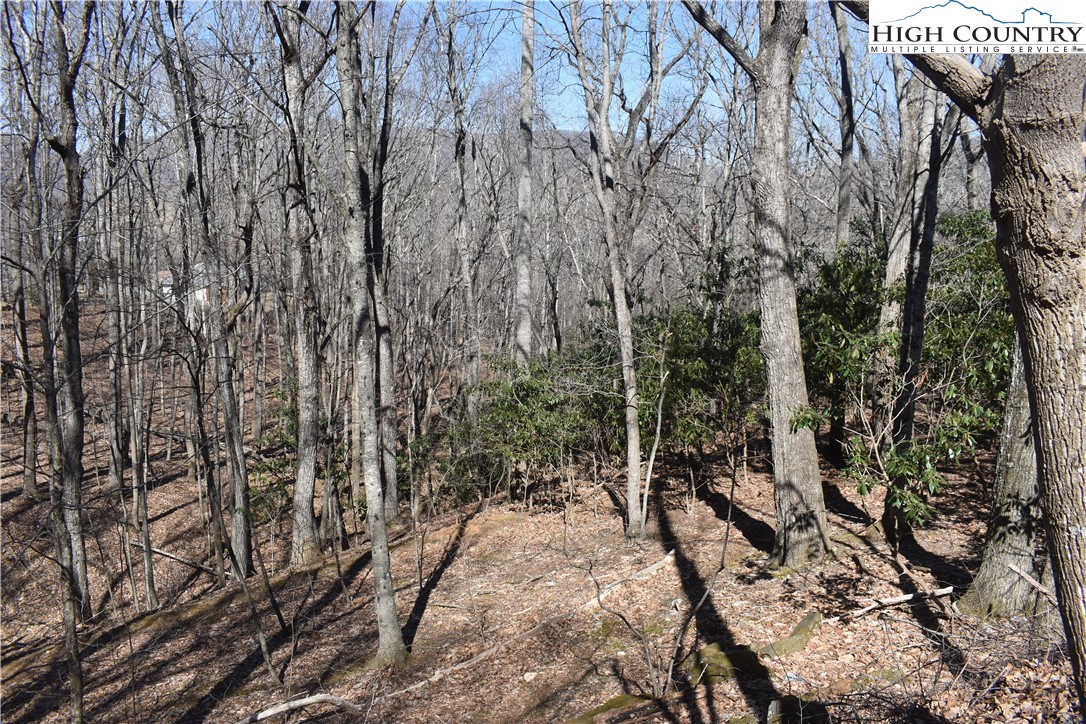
[959,338,1042,617]
[336,2,408,664]
[883,89,949,553]
[512,0,535,366]
[269,0,323,565]
[686,0,829,566]
[980,55,1086,707]
[443,12,482,431]
[152,2,254,575]
[830,1,855,249]
[566,0,644,538]
[753,13,829,566]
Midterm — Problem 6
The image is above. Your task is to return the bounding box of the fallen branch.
[130,542,216,574]
[384,550,676,700]
[848,586,954,619]
[233,693,365,723]
[824,586,954,623]
[1007,562,1058,606]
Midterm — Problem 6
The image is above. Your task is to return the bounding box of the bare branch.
[681,0,759,83]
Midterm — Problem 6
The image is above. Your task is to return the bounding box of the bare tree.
[151,0,254,577]
[4,2,97,717]
[267,0,330,565]
[512,0,535,365]
[335,0,408,666]
[560,0,702,538]
[685,0,831,566]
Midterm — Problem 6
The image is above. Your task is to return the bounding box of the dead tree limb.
[839,586,954,620]
[1007,562,1058,607]
[233,693,365,723]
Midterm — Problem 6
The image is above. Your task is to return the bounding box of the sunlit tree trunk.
[512,0,535,366]
[336,0,408,665]
[686,0,830,566]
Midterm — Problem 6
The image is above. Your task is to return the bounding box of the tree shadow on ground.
[821,480,871,526]
[898,536,973,591]
[695,480,774,555]
[402,505,480,648]
[164,547,375,722]
[655,485,784,723]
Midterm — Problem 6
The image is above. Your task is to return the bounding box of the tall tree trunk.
[884,90,950,552]
[42,0,95,623]
[269,0,324,565]
[442,11,482,431]
[979,56,1086,707]
[11,164,39,500]
[152,1,253,574]
[512,0,535,366]
[873,63,934,447]
[368,0,432,524]
[960,338,1042,617]
[685,0,829,566]
[336,2,408,664]
[830,0,855,248]
[567,0,644,538]
[6,4,99,716]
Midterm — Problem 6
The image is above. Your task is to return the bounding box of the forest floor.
[1,436,1078,723]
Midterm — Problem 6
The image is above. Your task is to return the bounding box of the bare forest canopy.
[2,1,1084,722]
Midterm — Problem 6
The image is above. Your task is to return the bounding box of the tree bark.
[269,0,324,565]
[512,0,535,366]
[960,338,1042,617]
[829,1,855,248]
[566,0,644,538]
[442,9,482,432]
[981,56,1086,706]
[840,5,1086,703]
[336,0,408,665]
[685,0,830,566]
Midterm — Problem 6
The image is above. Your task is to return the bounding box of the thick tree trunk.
[752,3,828,567]
[685,0,829,567]
[980,55,1086,707]
[959,339,1042,617]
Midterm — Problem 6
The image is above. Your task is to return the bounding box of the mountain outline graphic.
[888,0,1074,25]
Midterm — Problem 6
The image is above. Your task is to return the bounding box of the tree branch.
[838,0,990,122]
[681,0,759,84]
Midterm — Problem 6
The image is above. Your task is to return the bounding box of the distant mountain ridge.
[888,0,1074,25]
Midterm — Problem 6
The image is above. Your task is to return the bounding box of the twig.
[1006,562,1058,606]
[233,693,364,723]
